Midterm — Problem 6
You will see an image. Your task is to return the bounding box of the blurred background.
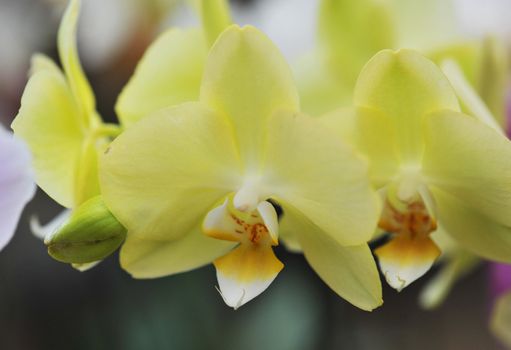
[0,0,509,349]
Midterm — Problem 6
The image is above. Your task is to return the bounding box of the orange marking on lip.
[249,223,268,244]
[213,210,273,246]
[379,198,437,240]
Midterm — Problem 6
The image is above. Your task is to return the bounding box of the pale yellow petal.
[428,42,480,88]
[280,208,382,311]
[319,0,394,85]
[477,37,508,127]
[423,110,511,226]
[12,69,84,208]
[116,28,207,127]
[200,25,299,167]
[354,49,459,163]
[323,107,401,187]
[74,138,102,205]
[29,54,61,76]
[197,0,232,46]
[58,0,95,119]
[264,111,380,246]
[293,52,351,117]
[432,189,511,263]
[120,228,235,278]
[391,0,459,50]
[100,102,242,241]
[440,59,504,135]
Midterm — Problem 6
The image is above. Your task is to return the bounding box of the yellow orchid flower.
[12,0,121,211]
[11,0,122,267]
[100,25,382,310]
[11,0,233,267]
[116,0,231,127]
[297,0,508,126]
[322,49,511,291]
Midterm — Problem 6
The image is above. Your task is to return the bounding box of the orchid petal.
[293,52,352,117]
[433,189,511,262]
[354,49,459,164]
[74,138,103,206]
[0,128,35,250]
[477,37,508,127]
[391,0,459,50]
[12,66,84,208]
[100,102,242,242]
[321,107,400,188]
[200,25,299,168]
[440,60,503,134]
[264,112,379,246]
[428,43,480,88]
[197,0,232,46]
[423,110,511,226]
[29,53,61,76]
[58,0,95,120]
[116,28,207,127]
[280,207,382,311]
[432,38,510,129]
[120,228,235,278]
[319,0,394,85]
[318,107,358,146]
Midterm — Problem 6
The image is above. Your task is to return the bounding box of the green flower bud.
[45,196,126,264]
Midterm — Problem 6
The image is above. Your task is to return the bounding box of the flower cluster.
[7,0,511,320]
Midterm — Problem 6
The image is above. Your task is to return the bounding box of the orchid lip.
[202,192,284,308]
[376,184,441,291]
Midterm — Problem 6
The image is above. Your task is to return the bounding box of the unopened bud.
[45,196,126,264]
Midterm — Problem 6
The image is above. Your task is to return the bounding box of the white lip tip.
[383,271,411,292]
[215,285,246,310]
